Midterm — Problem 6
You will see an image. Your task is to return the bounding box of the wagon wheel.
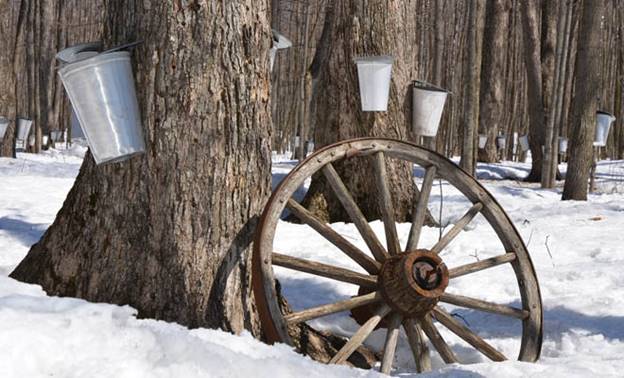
[253,137,542,374]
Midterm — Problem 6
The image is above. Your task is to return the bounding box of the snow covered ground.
[2,146,624,377]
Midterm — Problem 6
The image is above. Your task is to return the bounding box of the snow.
[2,146,624,377]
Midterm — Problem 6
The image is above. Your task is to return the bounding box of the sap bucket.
[559,137,568,154]
[478,134,487,149]
[57,48,145,165]
[354,56,393,112]
[594,111,615,147]
[497,135,507,149]
[519,135,529,152]
[412,81,449,137]
[270,30,292,71]
[16,118,33,141]
[0,117,8,140]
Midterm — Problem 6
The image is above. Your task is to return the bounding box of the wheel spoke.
[287,199,380,274]
[373,152,401,256]
[284,291,382,324]
[403,318,432,372]
[406,166,437,252]
[329,304,392,364]
[449,253,516,278]
[440,292,529,319]
[431,202,483,254]
[432,306,507,361]
[380,313,402,374]
[272,252,377,288]
[322,163,389,262]
[419,313,459,364]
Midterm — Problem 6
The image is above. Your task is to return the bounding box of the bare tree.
[562,0,605,200]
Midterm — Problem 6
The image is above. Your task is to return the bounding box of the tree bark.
[0,0,19,158]
[563,0,605,200]
[11,0,273,335]
[520,0,546,182]
[460,0,485,175]
[478,0,510,163]
[301,0,433,224]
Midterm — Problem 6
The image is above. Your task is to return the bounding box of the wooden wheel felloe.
[252,138,543,374]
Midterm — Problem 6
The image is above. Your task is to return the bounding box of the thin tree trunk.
[478,0,510,163]
[562,0,605,200]
[0,0,20,158]
[12,0,273,335]
[520,0,546,182]
[460,0,485,176]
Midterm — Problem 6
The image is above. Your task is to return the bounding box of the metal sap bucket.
[354,56,393,112]
[559,137,568,153]
[306,140,315,154]
[519,134,529,152]
[412,81,449,137]
[478,134,487,149]
[16,118,33,141]
[58,50,145,164]
[497,135,507,149]
[594,111,615,147]
[270,30,292,71]
[70,110,85,138]
[0,117,8,140]
[50,130,63,141]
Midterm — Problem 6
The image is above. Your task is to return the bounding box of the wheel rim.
[252,137,543,373]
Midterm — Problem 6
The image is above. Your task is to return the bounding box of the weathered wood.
[272,252,377,288]
[322,163,389,262]
[380,313,402,374]
[440,292,529,319]
[329,304,391,364]
[406,166,437,252]
[431,202,483,253]
[432,306,507,361]
[449,253,516,278]
[403,318,432,372]
[419,313,459,364]
[287,199,380,274]
[284,291,383,325]
[373,152,401,256]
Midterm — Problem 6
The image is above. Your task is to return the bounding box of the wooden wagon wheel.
[252,137,542,374]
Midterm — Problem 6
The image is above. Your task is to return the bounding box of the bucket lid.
[597,110,615,119]
[272,30,292,49]
[56,42,102,64]
[354,55,394,65]
[413,80,450,94]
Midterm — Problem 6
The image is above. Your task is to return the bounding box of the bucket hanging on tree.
[0,117,8,140]
[16,118,33,141]
[57,43,145,165]
[519,135,529,152]
[594,111,615,147]
[354,56,393,112]
[269,30,292,72]
[412,81,449,137]
[558,137,568,154]
[478,134,487,149]
[497,135,507,150]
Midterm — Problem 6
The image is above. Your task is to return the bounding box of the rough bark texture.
[521,0,546,182]
[563,0,604,200]
[301,0,432,224]
[478,0,510,163]
[460,0,485,175]
[11,0,273,334]
[0,0,19,157]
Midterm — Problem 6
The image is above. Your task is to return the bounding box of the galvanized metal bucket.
[0,117,8,140]
[16,118,33,141]
[354,56,393,112]
[478,134,487,149]
[519,135,529,152]
[594,111,615,147]
[497,135,507,150]
[559,137,568,153]
[412,81,449,136]
[51,130,64,141]
[58,50,145,164]
[270,30,292,71]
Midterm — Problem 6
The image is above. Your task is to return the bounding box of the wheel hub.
[379,249,449,316]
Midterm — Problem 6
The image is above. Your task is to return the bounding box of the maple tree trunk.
[11,0,273,335]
